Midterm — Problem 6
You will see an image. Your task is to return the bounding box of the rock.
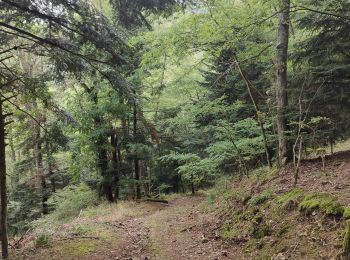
[221,251,228,257]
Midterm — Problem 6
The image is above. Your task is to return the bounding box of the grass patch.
[56,240,97,257]
[343,207,350,219]
[299,192,344,216]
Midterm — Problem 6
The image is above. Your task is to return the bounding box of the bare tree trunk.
[294,136,303,186]
[47,144,56,193]
[276,0,291,166]
[330,140,334,155]
[133,101,141,200]
[9,132,18,188]
[191,179,195,195]
[111,133,120,202]
[34,126,48,215]
[0,99,9,259]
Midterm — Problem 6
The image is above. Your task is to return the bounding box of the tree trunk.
[0,99,9,259]
[35,126,48,215]
[47,145,56,193]
[9,132,18,188]
[133,101,141,200]
[276,0,291,166]
[88,88,114,202]
[111,133,120,202]
[191,181,195,195]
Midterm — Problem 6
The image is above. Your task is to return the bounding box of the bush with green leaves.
[160,152,216,191]
[34,184,98,224]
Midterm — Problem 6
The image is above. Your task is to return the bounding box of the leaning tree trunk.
[0,98,9,258]
[234,54,272,168]
[276,0,291,166]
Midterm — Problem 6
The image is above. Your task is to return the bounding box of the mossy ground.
[210,157,350,259]
[54,240,98,258]
[299,192,344,216]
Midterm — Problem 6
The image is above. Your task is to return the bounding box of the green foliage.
[160,152,216,188]
[299,192,344,216]
[343,207,350,220]
[36,184,98,223]
[248,190,274,206]
[277,188,304,206]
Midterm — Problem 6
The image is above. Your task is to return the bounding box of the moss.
[343,207,350,219]
[299,192,344,216]
[248,189,274,206]
[277,188,303,205]
[343,220,350,256]
[57,240,97,257]
[221,226,241,240]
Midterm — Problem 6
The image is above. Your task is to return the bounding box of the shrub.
[33,184,98,227]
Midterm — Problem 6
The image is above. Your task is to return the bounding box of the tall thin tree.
[0,97,9,259]
[276,0,291,166]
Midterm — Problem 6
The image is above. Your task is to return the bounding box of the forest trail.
[92,194,236,259]
[12,194,233,260]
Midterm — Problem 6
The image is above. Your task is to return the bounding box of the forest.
[1,0,350,259]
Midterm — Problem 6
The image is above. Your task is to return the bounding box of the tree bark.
[47,144,56,193]
[133,101,141,200]
[0,99,9,258]
[276,0,291,166]
[34,126,48,215]
[9,132,18,188]
[87,87,114,202]
[111,133,120,202]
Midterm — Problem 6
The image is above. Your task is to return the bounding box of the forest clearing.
[1,0,350,259]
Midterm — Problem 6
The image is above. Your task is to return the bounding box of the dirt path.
[144,195,231,260]
[102,194,232,260]
[13,194,233,260]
